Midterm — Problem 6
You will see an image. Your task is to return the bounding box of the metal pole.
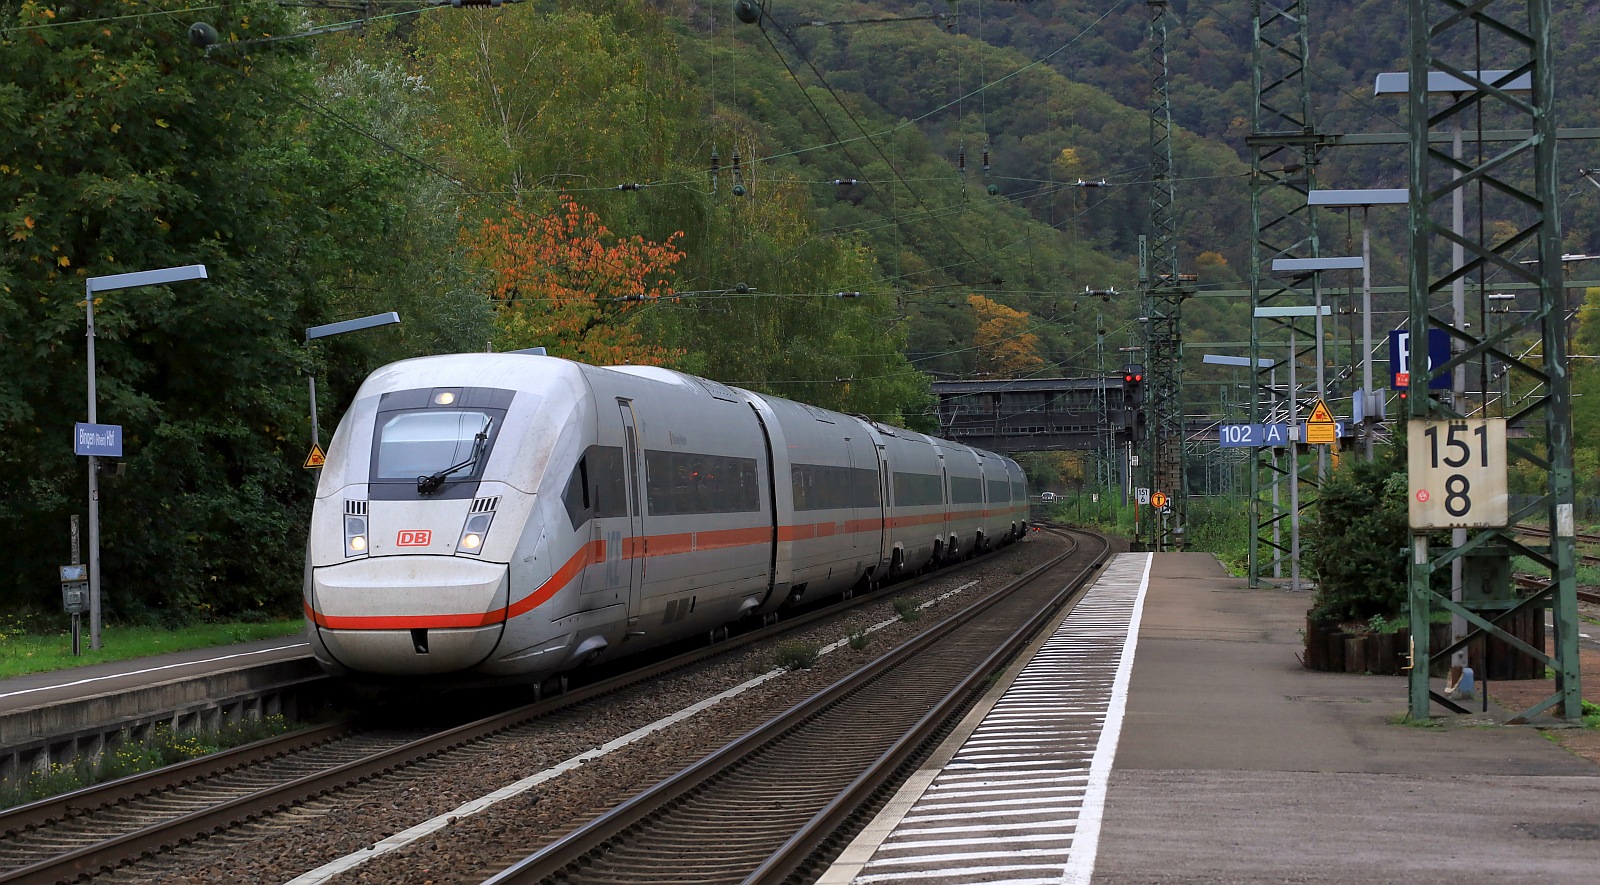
[1362,207,1375,461]
[1450,124,1467,676]
[1288,325,1301,591]
[309,373,320,450]
[1271,364,1281,579]
[71,514,82,655]
[1313,273,1328,480]
[84,280,101,651]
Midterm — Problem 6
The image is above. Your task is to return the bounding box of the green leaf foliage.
[0,2,483,624]
[1302,449,1411,623]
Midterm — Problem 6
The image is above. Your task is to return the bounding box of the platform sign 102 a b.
[1406,418,1508,529]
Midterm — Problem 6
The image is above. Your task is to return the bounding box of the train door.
[874,444,891,569]
[747,402,780,599]
[618,400,646,623]
[846,441,860,550]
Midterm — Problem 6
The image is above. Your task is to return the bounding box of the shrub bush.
[1302,447,1411,624]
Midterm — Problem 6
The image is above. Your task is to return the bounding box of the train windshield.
[375,410,495,481]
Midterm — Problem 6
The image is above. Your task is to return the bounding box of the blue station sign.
[74,422,123,457]
[1219,421,1347,448]
[1388,328,1451,390]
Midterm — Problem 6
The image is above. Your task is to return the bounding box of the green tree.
[0,2,479,622]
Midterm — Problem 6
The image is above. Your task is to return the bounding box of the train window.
[562,457,591,529]
[950,476,984,505]
[986,479,1010,504]
[791,464,882,511]
[855,468,881,508]
[589,446,628,518]
[374,410,495,481]
[892,472,944,507]
[645,451,761,515]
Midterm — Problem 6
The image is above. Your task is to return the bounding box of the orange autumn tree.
[474,196,686,365]
[968,294,1047,378]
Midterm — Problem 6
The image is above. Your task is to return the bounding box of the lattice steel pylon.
[1142,0,1192,551]
[1247,0,1322,588]
[1403,0,1581,721]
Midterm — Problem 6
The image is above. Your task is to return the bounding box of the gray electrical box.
[60,565,88,614]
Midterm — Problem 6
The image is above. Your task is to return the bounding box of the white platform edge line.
[0,642,311,701]
[1057,551,1151,885]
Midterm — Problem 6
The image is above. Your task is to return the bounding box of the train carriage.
[937,440,988,561]
[752,394,886,603]
[304,353,1025,687]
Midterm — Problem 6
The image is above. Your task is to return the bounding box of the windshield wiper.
[417,430,488,495]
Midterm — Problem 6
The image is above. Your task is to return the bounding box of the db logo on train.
[397,530,432,547]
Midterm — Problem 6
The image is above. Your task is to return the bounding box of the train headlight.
[344,515,368,558]
[457,512,493,555]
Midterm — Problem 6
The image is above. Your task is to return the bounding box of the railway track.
[0,539,1038,885]
[1512,523,1600,548]
[482,526,1111,885]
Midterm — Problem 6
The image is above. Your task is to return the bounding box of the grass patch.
[0,715,297,810]
[0,619,305,679]
[893,597,922,623]
[847,628,871,651]
[772,640,820,671]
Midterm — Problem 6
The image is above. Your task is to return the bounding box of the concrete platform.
[823,552,1600,884]
[0,635,319,784]
[1099,552,1600,884]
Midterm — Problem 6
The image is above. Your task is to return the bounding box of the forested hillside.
[3,0,1597,622]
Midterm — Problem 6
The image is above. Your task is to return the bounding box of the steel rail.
[0,720,352,837]
[746,528,1110,885]
[0,539,1019,885]
[481,526,1109,885]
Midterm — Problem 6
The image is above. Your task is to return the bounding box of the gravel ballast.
[103,532,1081,885]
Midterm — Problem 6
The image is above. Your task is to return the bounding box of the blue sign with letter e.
[75,422,123,457]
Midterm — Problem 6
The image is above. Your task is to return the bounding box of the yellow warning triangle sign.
[1308,399,1334,424]
[303,444,326,469]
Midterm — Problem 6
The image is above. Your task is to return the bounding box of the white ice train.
[304,353,1029,686]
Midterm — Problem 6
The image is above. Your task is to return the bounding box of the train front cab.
[306,381,532,678]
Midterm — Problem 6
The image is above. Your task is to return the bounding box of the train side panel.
[872,427,946,574]
[600,367,775,644]
[937,440,986,558]
[754,394,884,601]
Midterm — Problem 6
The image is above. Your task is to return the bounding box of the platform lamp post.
[1202,353,1277,530]
[1376,70,1531,684]
[1306,189,1408,460]
[304,312,401,457]
[82,264,209,650]
[1269,256,1364,480]
[1253,305,1331,591]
